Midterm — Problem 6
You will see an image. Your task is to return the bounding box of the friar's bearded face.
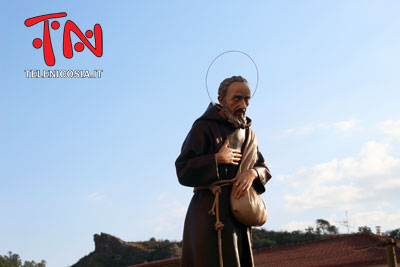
[222,99,247,128]
[219,81,251,128]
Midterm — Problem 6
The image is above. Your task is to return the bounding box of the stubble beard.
[222,99,247,129]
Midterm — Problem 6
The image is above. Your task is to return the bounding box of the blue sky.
[1,0,400,266]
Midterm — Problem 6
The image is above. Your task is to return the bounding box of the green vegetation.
[252,228,324,249]
[0,252,46,267]
[252,219,339,249]
[126,238,182,262]
[358,226,372,233]
[385,228,400,239]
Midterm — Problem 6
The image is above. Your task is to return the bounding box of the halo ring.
[205,50,259,102]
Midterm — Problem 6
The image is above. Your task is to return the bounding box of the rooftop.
[129,233,400,267]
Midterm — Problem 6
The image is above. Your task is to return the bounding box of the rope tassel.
[208,183,230,267]
[195,180,234,267]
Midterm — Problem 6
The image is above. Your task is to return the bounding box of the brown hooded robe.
[175,103,271,267]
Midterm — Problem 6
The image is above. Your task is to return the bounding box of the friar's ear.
[218,95,223,106]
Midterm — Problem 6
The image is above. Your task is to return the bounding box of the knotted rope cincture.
[195,179,235,267]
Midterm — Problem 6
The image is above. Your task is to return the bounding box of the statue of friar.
[175,76,272,267]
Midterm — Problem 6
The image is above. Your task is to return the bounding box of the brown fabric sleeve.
[175,121,219,187]
[252,147,272,194]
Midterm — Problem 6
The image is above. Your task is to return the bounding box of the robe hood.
[194,102,252,129]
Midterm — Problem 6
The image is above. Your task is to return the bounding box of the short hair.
[218,76,248,100]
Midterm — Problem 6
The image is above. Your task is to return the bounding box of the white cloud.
[342,141,400,178]
[381,120,400,141]
[284,185,363,211]
[87,192,107,201]
[333,120,358,132]
[290,210,400,234]
[281,217,342,232]
[283,120,359,136]
[144,193,187,235]
[280,159,343,188]
[276,120,400,232]
[281,220,314,232]
[351,211,400,232]
[158,192,167,200]
[283,124,314,136]
[280,140,400,224]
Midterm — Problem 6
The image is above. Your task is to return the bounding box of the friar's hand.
[232,169,258,199]
[215,139,242,165]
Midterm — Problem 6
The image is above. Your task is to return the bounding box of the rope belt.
[194,179,235,267]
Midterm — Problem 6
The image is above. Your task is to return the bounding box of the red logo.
[24,12,103,66]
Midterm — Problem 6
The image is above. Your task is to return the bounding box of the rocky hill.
[71,233,181,267]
